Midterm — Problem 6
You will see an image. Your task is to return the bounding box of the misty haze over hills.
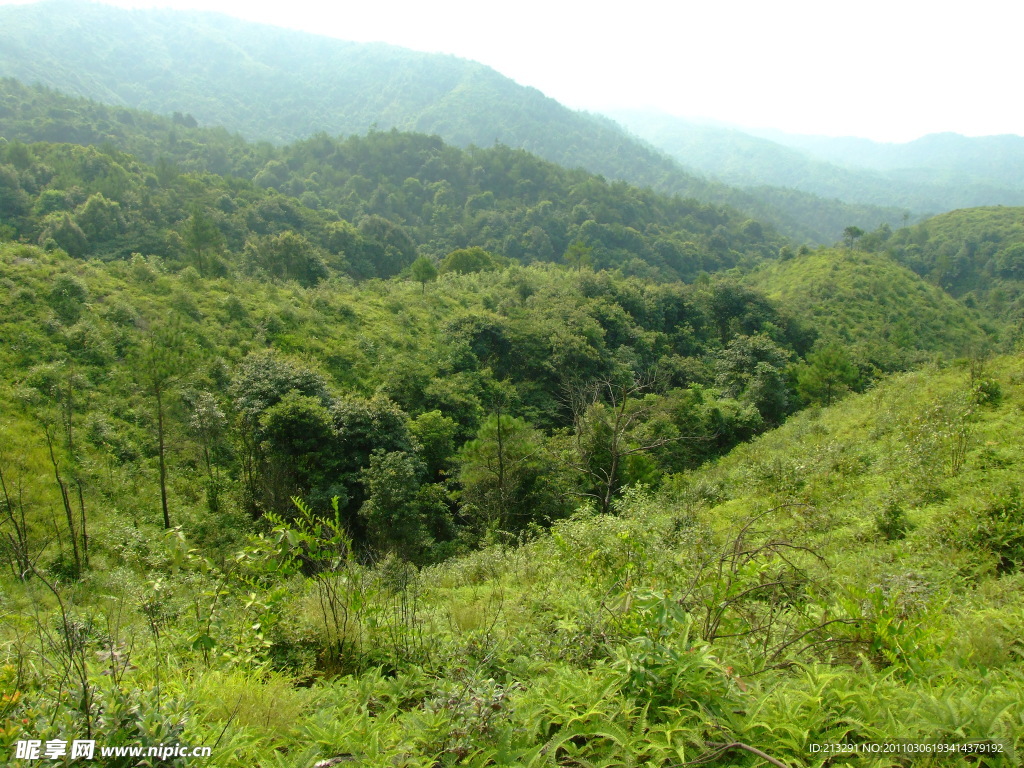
[1,0,1023,244]
[606,110,1024,215]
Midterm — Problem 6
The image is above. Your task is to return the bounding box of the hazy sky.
[11,0,1023,142]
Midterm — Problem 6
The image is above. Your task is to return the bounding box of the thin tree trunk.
[46,429,81,575]
[64,372,88,566]
[157,389,170,529]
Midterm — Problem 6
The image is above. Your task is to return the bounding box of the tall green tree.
[259,391,339,515]
[714,334,793,425]
[564,240,594,271]
[843,225,864,249]
[795,345,860,406]
[182,206,224,275]
[137,318,197,529]
[568,376,676,515]
[358,215,417,278]
[40,213,88,258]
[457,413,562,535]
[228,350,333,516]
[243,231,328,286]
[187,391,227,513]
[359,450,429,555]
[74,192,125,248]
[439,247,503,275]
[409,255,438,292]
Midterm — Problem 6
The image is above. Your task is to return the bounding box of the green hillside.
[746,246,998,371]
[0,3,726,201]
[882,207,1024,330]
[0,93,789,281]
[2,7,1023,763]
[2,253,1021,761]
[0,237,816,556]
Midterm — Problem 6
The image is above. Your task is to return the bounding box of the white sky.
[11,0,1024,142]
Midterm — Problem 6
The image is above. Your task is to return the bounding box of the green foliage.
[359,450,429,555]
[715,333,793,423]
[243,231,327,287]
[563,239,594,271]
[357,215,417,279]
[47,273,90,324]
[439,246,505,275]
[259,391,338,513]
[457,413,567,535]
[230,350,331,426]
[0,80,788,282]
[40,212,88,257]
[967,485,1024,574]
[842,224,865,249]
[0,10,845,245]
[795,344,861,406]
[181,206,224,276]
[75,192,125,247]
[875,496,910,541]
[408,255,437,290]
[885,206,1024,327]
[612,591,737,719]
[3,351,1024,766]
[410,409,459,480]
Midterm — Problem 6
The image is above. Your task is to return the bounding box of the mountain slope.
[0,1,716,186]
[0,0,905,244]
[0,87,787,281]
[882,206,1024,330]
[745,247,996,370]
[4,230,1023,760]
[770,131,1024,187]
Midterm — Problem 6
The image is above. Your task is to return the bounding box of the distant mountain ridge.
[766,131,1024,184]
[0,0,906,244]
[608,110,1024,214]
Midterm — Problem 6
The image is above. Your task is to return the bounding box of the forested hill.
[4,8,1024,755]
[0,1,738,187]
[881,206,1024,331]
[0,0,901,244]
[3,234,1024,763]
[0,82,786,281]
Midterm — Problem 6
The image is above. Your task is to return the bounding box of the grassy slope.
[3,314,1023,764]
[746,247,999,370]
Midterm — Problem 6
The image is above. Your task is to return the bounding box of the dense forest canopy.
[882,206,1024,329]
[0,73,1017,569]
[0,80,789,283]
